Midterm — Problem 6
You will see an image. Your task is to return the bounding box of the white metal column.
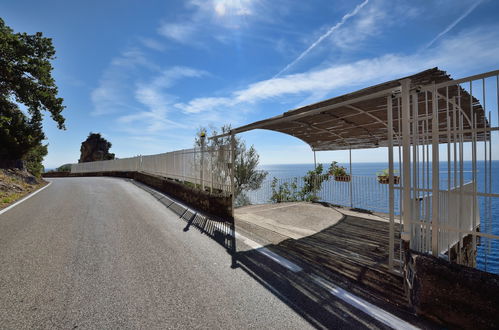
[387,95,395,270]
[431,84,440,256]
[400,79,412,243]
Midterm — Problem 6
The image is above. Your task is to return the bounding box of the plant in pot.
[376,168,400,184]
[328,161,351,182]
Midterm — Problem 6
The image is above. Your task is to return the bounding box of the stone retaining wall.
[42,171,232,220]
[405,250,499,329]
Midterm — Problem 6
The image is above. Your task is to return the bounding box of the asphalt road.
[0,177,313,329]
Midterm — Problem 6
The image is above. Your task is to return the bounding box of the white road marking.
[0,181,52,216]
[311,275,420,330]
[232,228,419,329]
[213,222,303,273]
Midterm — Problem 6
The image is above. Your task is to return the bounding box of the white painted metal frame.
[395,70,499,273]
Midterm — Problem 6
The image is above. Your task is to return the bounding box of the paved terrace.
[235,202,406,308]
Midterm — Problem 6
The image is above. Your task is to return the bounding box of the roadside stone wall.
[405,250,499,329]
[42,171,232,220]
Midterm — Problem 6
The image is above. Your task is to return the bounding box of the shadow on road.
[131,179,436,329]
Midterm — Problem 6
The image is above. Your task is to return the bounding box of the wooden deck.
[236,206,407,308]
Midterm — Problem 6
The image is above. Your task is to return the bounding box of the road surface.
[0,177,428,330]
[0,177,316,329]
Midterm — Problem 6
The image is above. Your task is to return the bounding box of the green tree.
[299,164,328,201]
[0,18,65,167]
[196,125,268,207]
[56,163,72,172]
[23,143,48,177]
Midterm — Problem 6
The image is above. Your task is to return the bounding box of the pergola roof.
[227,68,489,151]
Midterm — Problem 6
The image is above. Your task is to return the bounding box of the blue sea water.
[256,161,499,274]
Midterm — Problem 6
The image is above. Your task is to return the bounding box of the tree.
[56,164,72,172]
[23,143,48,177]
[196,125,268,207]
[0,18,65,169]
[0,98,44,160]
[79,133,115,163]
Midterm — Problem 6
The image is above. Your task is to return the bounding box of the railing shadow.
[130,179,236,264]
[131,179,436,328]
[233,230,437,329]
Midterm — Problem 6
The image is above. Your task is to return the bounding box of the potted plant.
[376,168,400,184]
[328,161,351,182]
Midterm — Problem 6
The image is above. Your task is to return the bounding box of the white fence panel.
[70,146,232,193]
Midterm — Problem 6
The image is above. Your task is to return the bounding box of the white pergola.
[215,67,498,272]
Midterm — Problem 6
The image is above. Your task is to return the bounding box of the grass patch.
[0,170,46,210]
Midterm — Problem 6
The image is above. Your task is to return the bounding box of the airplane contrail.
[273,0,369,79]
[424,0,482,49]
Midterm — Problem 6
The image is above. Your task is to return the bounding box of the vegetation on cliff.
[0,169,46,209]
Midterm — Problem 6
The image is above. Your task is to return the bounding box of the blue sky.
[1,0,498,168]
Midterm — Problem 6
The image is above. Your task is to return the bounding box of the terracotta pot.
[334,175,351,182]
[377,176,400,184]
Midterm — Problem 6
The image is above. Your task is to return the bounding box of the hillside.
[0,169,47,209]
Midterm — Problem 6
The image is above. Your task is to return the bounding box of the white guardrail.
[71,147,232,192]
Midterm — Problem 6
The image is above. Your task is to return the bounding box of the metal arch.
[290,120,351,149]
[345,104,389,128]
[434,91,472,127]
[318,109,381,146]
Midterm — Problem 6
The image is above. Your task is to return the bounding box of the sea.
[255,161,499,274]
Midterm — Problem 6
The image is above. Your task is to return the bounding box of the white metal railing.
[71,146,233,193]
[394,69,499,273]
[245,175,401,214]
[410,182,480,255]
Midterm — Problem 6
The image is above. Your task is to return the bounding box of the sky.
[1,0,499,168]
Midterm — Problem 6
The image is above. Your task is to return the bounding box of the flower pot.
[334,175,351,182]
[377,175,400,184]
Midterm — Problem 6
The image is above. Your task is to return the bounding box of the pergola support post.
[387,96,395,271]
[349,148,353,208]
[431,84,440,256]
[400,78,412,243]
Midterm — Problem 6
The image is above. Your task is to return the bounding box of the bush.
[270,177,300,203]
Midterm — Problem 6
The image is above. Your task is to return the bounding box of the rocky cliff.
[79,133,115,163]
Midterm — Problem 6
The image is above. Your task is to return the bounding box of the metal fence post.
[200,131,206,190]
[230,131,237,268]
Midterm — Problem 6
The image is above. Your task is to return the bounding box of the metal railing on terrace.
[245,175,401,214]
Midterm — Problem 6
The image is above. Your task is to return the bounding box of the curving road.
[0,177,312,329]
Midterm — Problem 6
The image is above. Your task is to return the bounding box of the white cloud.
[175,25,499,115]
[157,23,196,44]
[91,49,156,116]
[116,66,207,133]
[211,0,254,17]
[139,37,167,51]
[157,0,265,46]
[175,96,232,114]
[273,0,369,78]
[329,2,386,50]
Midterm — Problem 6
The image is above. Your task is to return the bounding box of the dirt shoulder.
[0,169,47,210]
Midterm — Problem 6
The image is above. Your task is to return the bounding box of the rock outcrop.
[79,133,115,163]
